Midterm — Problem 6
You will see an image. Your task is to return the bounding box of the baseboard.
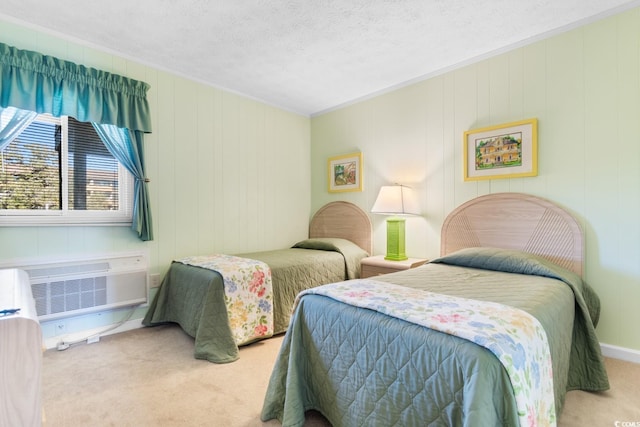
[43,318,144,350]
[600,343,640,364]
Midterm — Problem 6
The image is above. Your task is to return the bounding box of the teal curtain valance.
[0,42,152,133]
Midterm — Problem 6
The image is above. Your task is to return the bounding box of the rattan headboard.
[309,201,372,255]
[441,193,584,277]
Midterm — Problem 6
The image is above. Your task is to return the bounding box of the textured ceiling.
[0,1,638,116]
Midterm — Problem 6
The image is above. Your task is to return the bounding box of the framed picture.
[328,152,363,193]
[464,118,538,181]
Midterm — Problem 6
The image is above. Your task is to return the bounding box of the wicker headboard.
[309,201,372,255]
[441,193,584,277]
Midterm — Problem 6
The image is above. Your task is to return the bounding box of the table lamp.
[371,184,420,261]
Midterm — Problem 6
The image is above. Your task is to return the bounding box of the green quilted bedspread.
[142,238,368,363]
[261,247,609,426]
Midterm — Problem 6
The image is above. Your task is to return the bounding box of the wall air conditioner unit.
[10,252,148,321]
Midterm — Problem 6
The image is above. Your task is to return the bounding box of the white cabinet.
[0,268,42,427]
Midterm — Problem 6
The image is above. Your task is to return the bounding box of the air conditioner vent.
[4,253,148,321]
[27,262,110,280]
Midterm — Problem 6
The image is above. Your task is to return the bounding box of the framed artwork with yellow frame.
[464,118,538,181]
[328,152,363,193]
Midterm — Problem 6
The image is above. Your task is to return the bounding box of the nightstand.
[360,255,428,278]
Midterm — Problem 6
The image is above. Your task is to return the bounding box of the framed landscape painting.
[464,119,538,181]
[328,152,363,193]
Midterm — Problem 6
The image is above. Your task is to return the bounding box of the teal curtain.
[0,106,37,150]
[0,42,154,240]
[0,42,151,132]
[93,124,153,241]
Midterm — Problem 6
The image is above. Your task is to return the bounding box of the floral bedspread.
[297,279,556,427]
[179,254,273,345]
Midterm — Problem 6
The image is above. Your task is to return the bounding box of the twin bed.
[143,193,608,425]
[142,201,372,363]
[261,193,609,426]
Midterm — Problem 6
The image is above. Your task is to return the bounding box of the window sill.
[0,215,132,227]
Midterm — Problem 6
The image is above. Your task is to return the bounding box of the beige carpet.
[42,324,640,426]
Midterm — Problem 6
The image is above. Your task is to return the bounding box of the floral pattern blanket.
[297,279,556,427]
[179,254,273,345]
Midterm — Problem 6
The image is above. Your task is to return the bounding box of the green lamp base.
[384,217,407,261]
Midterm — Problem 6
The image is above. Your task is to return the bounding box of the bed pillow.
[431,247,559,275]
[292,237,351,251]
[431,246,600,326]
[292,238,369,279]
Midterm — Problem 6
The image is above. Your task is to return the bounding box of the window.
[0,114,133,225]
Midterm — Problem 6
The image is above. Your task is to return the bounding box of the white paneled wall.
[311,7,640,352]
[0,19,311,340]
[2,8,639,353]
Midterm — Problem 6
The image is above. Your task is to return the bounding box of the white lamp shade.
[371,185,420,215]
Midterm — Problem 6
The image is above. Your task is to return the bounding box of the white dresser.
[0,268,42,427]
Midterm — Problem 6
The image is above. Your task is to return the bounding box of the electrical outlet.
[149,273,161,288]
